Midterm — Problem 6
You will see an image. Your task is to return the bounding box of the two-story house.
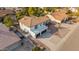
[19,16,49,38]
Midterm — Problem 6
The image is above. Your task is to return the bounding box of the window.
[41,30,46,34]
[36,33,40,38]
[35,25,38,29]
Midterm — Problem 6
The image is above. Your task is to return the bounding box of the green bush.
[3,16,14,27]
[32,46,45,51]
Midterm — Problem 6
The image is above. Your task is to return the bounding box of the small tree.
[16,11,23,20]
[28,7,35,16]
[21,7,29,16]
[32,46,45,51]
[28,7,45,17]
[3,16,14,27]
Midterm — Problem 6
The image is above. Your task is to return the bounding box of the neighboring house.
[72,17,79,23]
[0,7,14,10]
[19,16,49,38]
[0,9,15,22]
[0,23,21,50]
[0,7,22,12]
[0,7,6,10]
[69,7,78,13]
[47,11,68,23]
[14,7,23,12]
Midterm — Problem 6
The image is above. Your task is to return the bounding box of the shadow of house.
[38,22,58,38]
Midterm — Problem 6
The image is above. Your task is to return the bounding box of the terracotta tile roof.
[55,8,68,13]
[19,16,49,27]
[73,17,79,23]
[51,11,68,21]
[0,9,15,17]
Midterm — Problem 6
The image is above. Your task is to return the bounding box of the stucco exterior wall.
[19,22,36,38]
[47,15,61,23]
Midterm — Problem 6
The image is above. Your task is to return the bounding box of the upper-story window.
[35,25,38,29]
